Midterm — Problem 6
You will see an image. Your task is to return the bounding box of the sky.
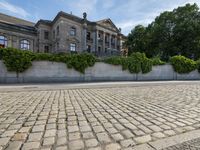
[0,0,200,35]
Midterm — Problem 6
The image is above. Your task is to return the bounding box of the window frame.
[20,39,30,50]
[0,35,8,48]
[87,45,91,53]
[70,43,76,52]
[87,32,91,40]
[57,26,59,36]
[44,31,49,40]
[44,45,49,53]
[70,27,76,36]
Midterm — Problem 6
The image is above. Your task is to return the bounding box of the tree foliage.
[126,3,200,60]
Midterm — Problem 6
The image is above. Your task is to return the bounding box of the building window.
[57,26,59,36]
[87,45,91,53]
[105,48,108,53]
[0,35,7,48]
[87,32,91,40]
[70,27,76,36]
[105,36,109,43]
[20,40,30,50]
[98,34,101,39]
[44,31,49,40]
[70,43,76,51]
[98,46,101,53]
[44,46,49,53]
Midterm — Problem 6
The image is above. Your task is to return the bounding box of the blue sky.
[0,0,200,35]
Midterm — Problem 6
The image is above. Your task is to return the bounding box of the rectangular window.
[44,31,49,40]
[105,36,109,43]
[70,43,76,51]
[98,46,101,53]
[87,45,91,53]
[87,32,91,40]
[98,34,101,39]
[105,48,108,53]
[44,46,49,53]
[57,26,59,36]
[0,36,7,48]
[70,27,76,36]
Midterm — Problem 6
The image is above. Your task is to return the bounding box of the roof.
[96,18,120,33]
[35,12,119,31]
[0,13,35,27]
[0,21,37,35]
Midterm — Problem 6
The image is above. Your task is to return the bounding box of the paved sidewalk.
[0,82,200,149]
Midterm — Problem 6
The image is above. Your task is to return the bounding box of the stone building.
[0,11,126,57]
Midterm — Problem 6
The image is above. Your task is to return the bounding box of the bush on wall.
[0,48,96,74]
[170,55,197,74]
[1,48,199,75]
[0,48,33,76]
[104,52,153,74]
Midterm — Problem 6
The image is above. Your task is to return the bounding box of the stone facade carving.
[0,12,126,57]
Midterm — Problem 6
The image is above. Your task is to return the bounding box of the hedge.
[0,48,95,74]
[0,48,200,75]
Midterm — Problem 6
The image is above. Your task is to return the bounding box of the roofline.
[35,19,52,27]
[0,21,37,35]
[0,12,35,26]
[35,11,122,34]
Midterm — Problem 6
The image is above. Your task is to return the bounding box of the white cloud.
[0,0,29,18]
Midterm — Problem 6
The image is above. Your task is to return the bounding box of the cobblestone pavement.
[0,83,200,150]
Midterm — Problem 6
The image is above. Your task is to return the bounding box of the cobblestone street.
[1,82,200,150]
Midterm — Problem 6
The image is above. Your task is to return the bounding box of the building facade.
[0,12,126,57]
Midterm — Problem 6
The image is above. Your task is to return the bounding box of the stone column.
[92,31,96,53]
[95,30,99,55]
[109,34,112,49]
[119,36,122,52]
[7,35,12,47]
[103,32,105,55]
[115,36,117,50]
[83,26,87,51]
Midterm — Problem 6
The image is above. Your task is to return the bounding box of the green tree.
[126,3,200,60]
[125,25,148,55]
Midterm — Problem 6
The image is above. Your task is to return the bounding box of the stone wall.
[0,61,200,83]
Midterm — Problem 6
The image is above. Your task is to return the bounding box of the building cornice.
[0,21,37,36]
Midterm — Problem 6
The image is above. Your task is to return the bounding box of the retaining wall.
[0,61,200,83]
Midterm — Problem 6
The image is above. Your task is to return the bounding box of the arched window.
[20,40,30,50]
[0,35,8,48]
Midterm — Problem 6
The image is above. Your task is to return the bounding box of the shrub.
[130,52,153,73]
[0,48,33,75]
[66,53,96,73]
[170,55,197,74]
